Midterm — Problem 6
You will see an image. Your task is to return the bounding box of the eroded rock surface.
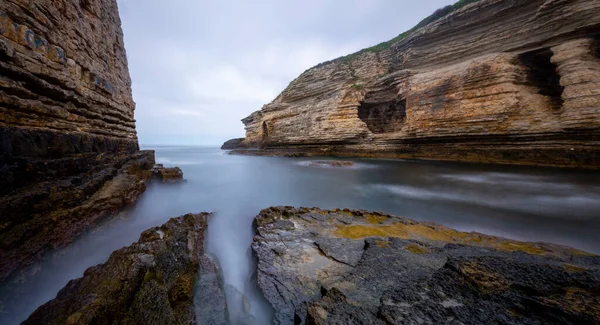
[0,0,165,283]
[153,164,184,182]
[229,0,600,168]
[221,138,246,150]
[23,213,227,325]
[252,207,600,324]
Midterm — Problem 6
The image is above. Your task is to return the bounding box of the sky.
[116,0,456,145]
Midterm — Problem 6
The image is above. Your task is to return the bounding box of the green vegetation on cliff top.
[314,0,481,68]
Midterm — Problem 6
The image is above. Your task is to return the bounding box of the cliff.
[229,0,600,168]
[0,0,156,284]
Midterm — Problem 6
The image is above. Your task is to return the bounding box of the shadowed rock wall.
[0,0,155,283]
[232,0,600,168]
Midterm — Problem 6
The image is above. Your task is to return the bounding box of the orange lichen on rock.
[457,262,510,293]
[334,220,559,256]
[404,243,430,254]
[364,213,389,224]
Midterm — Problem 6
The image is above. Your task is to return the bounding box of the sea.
[1,145,600,324]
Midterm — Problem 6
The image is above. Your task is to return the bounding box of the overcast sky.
[116,0,455,145]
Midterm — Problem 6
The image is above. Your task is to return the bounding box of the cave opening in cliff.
[358,97,406,134]
[519,49,564,109]
[595,35,600,59]
[262,121,269,140]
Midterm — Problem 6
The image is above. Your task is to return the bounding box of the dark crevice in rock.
[358,87,406,134]
[261,121,270,145]
[595,34,600,59]
[519,48,564,109]
[0,87,38,101]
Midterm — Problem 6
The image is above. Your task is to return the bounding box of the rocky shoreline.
[1,0,599,323]
[223,0,600,169]
[226,147,600,169]
[253,207,600,324]
[20,206,600,324]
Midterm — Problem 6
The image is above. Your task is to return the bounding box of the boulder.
[252,207,600,324]
[153,164,184,182]
[221,138,246,149]
[23,213,227,325]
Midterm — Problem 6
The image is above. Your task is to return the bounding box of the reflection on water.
[1,145,600,324]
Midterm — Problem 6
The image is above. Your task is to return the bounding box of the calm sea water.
[2,145,600,324]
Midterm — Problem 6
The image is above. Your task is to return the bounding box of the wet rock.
[152,164,184,182]
[309,160,354,167]
[252,207,600,324]
[195,254,228,325]
[221,138,246,149]
[23,213,227,325]
[0,150,156,284]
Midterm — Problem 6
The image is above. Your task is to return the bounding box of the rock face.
[252,207,600,324]
[221,137,246,150]
[229,0,600,169]
[152,164,184,182]
[23,213,227,325]
[0,1,158,283]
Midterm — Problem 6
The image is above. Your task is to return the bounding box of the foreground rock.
[0,150,156,284]
[24,213,227,325]
[253,207,600,324]
[228,0,600,169]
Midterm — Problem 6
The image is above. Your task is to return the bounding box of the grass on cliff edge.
[314,0,482,68]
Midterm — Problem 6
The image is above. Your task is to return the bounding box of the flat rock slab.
[252,206,600,325]
[152,164,184,182]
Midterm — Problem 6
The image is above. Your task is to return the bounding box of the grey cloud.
[117,0,455,145]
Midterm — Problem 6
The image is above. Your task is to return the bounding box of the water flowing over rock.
[0,0,177,284]
[309,160,354,167]
[23,213,228,325]
[226,0,600,169]
[252,207,600,324]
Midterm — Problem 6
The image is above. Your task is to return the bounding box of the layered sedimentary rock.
[253,207,600,324]
[230,0,600,168]
[152,164,184,182]
[221,137,246,150]
[24,213,227,325]
[0,0,157,283]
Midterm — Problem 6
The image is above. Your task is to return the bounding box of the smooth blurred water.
[2,145,600,324]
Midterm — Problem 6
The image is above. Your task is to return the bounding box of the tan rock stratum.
[230,0,600,169]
